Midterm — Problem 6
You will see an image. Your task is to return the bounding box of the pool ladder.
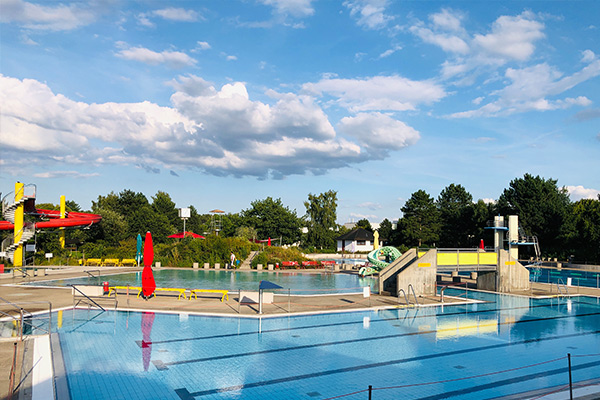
[397,284,420,307]
[556,278,570,297]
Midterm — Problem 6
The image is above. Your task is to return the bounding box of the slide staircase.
[378,249,419,295]
[1,185,37,263]
[240,250,259,270]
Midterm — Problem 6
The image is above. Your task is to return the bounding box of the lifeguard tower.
[209,209,225,236]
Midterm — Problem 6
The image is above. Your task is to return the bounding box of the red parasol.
[479,239,485,250]
[141,231,156,299]
[141,311,155,371]
[167,231,204,239]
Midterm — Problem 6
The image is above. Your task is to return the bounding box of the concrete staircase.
[240,251,259,270]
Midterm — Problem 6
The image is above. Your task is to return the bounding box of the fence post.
[568,353,573,400]
[368,385,372,400]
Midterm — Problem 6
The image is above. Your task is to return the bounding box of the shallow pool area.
[41,290,600,399]
[26,269,379,295]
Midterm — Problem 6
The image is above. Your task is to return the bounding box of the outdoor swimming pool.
[28,269,379,295]
[43,290,600,399]
[529,266,600,289]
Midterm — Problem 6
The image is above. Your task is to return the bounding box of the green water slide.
[358,246,402,277]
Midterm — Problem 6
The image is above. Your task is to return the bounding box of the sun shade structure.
[167,231,205,239]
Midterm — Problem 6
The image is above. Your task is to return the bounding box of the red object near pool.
[141,231,156,299]
[167,231,204,239]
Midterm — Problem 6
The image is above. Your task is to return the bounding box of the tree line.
[2,173,599,264]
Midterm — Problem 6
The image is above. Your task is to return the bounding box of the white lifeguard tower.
[209,209,224,236]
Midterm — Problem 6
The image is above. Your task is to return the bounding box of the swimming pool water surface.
[51,290,600,400]
[31,269,378,294]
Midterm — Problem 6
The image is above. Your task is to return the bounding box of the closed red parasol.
[141,231,156,299]
[479,239,485,250]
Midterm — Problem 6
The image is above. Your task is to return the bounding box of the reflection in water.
[141,312,155,371]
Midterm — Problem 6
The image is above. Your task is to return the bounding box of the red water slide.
[0,209,101,230]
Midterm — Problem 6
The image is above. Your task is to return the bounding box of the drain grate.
[307,392,321,397]
[454,365,466,369]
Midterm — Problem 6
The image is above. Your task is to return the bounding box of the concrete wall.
[396,249,437,297]
[477,249,530,292]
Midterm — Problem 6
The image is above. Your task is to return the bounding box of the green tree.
[497,174,571,258]
[235,226,258,241]
[398,190,440,247]
[378,218,394,245]
[304,190,338,249]
[437,184,473,247]
[355,218,373,232]
[241,197,301,245]
[152,191,178,229]
[569,197,600,263]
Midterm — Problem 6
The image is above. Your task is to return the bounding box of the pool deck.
[1,266,600,400]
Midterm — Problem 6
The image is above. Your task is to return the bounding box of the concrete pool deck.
[2,266,600,400]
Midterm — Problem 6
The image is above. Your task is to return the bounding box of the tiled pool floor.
[54,291,600,399]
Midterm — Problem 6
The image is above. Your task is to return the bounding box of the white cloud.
[567,185,600,201]
[0,0,95,31]
[33,171,100,179]
[378,45,402,59]
[115,44,197,68]
[303,75,446,112]
[344,0,392,30]
[581,50,596,63]
[195,41,211,51]
[260,0,315,17]
[449,61,600,118]
[152,8,199,22]
[430,8,464,32]
[472,12,545,62]
[0,74,419,179]
[357,202,383,210]
[338,112,420,157]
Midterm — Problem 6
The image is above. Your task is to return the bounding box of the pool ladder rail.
[556,278,570,298]
[397,284,420,308]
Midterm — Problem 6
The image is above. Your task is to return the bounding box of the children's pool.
[27,269,379,294]
[41,290,600,399]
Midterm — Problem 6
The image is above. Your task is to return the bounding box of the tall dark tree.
[568,197,600,262]
[304,190,338,249]
[355,218,373,232]
[241,197,301,244]
[497,174,571,257]
[152,191,178,229]
[398,190,440,247]
[378,218,394,245]
[437,184,473,247]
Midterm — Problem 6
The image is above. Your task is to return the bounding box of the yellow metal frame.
[189,289,229,302]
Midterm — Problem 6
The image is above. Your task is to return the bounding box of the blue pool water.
[528,266,600,288]
[29,269,378,294]
[48,290,600,399]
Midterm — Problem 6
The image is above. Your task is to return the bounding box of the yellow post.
[13,182,24,267]
[373,230,379,250]
[59,195,66,249]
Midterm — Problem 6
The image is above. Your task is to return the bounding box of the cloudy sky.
[1,0,599,224]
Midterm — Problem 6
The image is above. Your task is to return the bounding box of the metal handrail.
[70,285,106,311]
[407,284,420,306]
[0,298,52,339]
[557,278,570,297]
[397,288,409,306]
[84,270,100,278]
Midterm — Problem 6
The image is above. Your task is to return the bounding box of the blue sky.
[1,0,599,224]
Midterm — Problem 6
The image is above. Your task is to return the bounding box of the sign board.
[179,207,191,219]
[363,286,371,298]
[45,253,53,259]
[25,244,36,252]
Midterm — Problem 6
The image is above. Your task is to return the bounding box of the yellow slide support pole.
[13,182,24,268]
[59,195,66,249]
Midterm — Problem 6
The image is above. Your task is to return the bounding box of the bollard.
[193,263,198,269]
[204,263,209,269]
[215,263,220,270]
[257,264,263,270]
[268,264,274,271]
[155,262,161,268]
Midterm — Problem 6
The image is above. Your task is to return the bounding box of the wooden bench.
[101,258,121,266]
[120,259,137,266]
[302,261,320,268]
[154,288,187,300]
[189,289,229,302]
[281,261,299,268]
[107,286,142,297]
[85,258,102,266]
